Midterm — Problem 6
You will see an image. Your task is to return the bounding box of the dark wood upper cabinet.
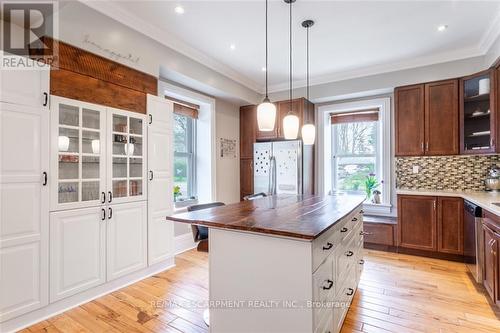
[425,80,459,155]
[395,84,425,156]
[460,69,497,154]
[398,195,437,251]
[437,197,463,255]
[240,105,256,159]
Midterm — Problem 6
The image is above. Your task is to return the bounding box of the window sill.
[362,202,392,216]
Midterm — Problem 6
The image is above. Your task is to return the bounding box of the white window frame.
[173,113,197,204]
[317,97,392,215]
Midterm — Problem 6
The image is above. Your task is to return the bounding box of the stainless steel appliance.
[464,200,483,283]
[253,140,314,195]
[485,165,500,191]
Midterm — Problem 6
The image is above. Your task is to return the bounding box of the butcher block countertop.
[167,194,365,241]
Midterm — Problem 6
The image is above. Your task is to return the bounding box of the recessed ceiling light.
[230,44,236,50]
[261,67,267,72]
[174,5,185,14]
[437,24,448,32]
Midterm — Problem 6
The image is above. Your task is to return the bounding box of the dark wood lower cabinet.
[482,215,500,308]
[437,197,464,254]
[398,195,437,251]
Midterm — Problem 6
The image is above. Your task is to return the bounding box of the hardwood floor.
[21,249,500,333]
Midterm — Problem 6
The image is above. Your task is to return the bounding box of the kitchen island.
[167,194,365,333]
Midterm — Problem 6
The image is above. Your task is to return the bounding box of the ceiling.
[85,1,500,93]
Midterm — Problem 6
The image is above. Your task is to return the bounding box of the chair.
[187,202,225,252]
[243,192,267,201]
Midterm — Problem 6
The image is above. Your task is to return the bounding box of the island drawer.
[312,258,334,326]
[312,225,342,272]
[333,266,356,333]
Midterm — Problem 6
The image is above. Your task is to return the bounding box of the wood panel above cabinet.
[395,80,458,156]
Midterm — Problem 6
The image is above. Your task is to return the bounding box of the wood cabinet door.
[395,85,425,156]
[425,80,459,155]
[239,159,254,200]
[277,99,304,139]
[437,197,463,254]
[397,195,437,251]
[483,223,498,302]
[240,106,256,158]
[107,201,147,281]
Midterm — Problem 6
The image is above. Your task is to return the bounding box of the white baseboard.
[175,232,197,254]
[1,258,175,333]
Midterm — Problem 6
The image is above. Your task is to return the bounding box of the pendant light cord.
[289,0,292,111]
[306,25,309,101]
[265,0,269,99]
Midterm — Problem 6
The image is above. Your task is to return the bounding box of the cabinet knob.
[322,279,334,290]
[322,242,333,250]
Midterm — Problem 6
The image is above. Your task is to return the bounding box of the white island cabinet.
[169,194,365,333]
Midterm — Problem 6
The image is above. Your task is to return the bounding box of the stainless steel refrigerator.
[253,140,314,195]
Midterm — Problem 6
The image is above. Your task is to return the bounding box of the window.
[331,111,380,195]
[174,113,196,202]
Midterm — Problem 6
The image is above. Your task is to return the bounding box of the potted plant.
[173,185,182,202]
[364,173,380,201]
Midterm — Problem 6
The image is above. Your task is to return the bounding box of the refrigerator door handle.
[268,155,276,195]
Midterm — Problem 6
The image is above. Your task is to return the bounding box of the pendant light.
[301,19,315,145]
[282,0,299,140]
[257,0,277,131]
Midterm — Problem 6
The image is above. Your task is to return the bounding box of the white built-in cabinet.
[48,96,150,302]
[147,95,174,265]
[0,57,49,321]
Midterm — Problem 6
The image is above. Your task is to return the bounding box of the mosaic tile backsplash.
[395,155,500,191]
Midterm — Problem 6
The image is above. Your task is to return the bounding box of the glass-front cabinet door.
[107,108,147,204]
[50,97,107,210]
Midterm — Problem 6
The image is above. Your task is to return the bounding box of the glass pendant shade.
[257,99,276,131]
[283,113,299,139]
[301,123,315,145]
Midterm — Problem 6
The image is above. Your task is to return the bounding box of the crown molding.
[479,11,500,54]
[267,46,483,93]
[78,0,262,93]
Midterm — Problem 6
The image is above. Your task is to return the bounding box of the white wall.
[215,99,241,205]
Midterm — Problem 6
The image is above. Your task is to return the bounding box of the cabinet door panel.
[398,195,437,251]
[395,85,425,156]
[0,56,49,108]
[147,95,174,265]
[437,197,463,254]
[483,224,497,302]
[0,242,43,321]
[107,202,147,281]
[240,106,256,159]
[240,159,253,200]
[50,207,106,302]
[425,80,459,155]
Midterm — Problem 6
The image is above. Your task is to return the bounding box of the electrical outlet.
[412,165,420,174]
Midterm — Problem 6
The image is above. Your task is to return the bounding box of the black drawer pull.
[42,172,47,186]
[352,217,358,222]
[322,279,334,290]
[101,192,106,204]
[359,259,365,265]
[322,242,333,250]
[340,227,348,233]
[346,288,354,296]
[108,207,113,219]
[346,251,354,257]
[101,208,106,221]
[108,191,113,203]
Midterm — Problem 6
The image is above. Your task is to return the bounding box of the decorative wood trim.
[174,103,198,119]
[331,110,379,124]
[30,37,157,114]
